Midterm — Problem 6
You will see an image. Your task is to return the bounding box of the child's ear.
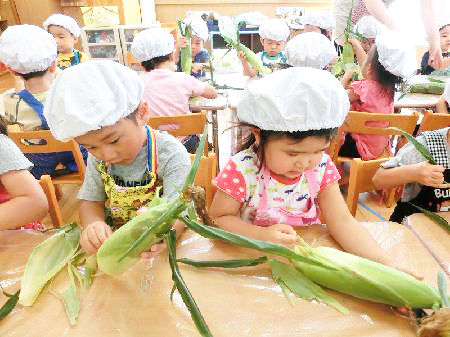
[250,128,261,145]
[260,38,264,46]
[49,61,57,73]
[135,100,150,125]
[73,36,79,44]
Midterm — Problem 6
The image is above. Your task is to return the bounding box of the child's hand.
[259,223,298,246]
[347,38,361,49]
[80,221,112,255]
[237,50,247,61]
[141,241,167,259]
[177,36,187,49]
[414,161,449,188]
[192,63,203,74]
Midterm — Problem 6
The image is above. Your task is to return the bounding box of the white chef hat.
[286,32,337,69]
[354,16,386,39]
[183,17,209,41]
[302,10,336,31]
[0,24,57,74]
[237,67,349,132]
[44,60,144,142]
[438,17,450,30]
[258,19,290,42]
[375,30,417,79]
[43,13,80,37]
[131,28,175,62]
[444,80,450,104]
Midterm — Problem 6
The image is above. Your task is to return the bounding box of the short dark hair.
[18,68,50,80]
[141,53,172,71]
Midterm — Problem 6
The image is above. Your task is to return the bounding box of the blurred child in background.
[436,79,450,113]
[420,17,450,75]
[350,15,386,65]
[302,10,335,41]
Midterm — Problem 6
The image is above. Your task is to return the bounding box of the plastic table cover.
[0,221,447,337]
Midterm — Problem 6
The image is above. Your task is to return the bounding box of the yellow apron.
[98,126,160,229]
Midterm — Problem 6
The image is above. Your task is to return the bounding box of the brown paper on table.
[0,222,447,337]
[405,212,450,277]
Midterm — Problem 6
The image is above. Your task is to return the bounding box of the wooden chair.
[417,111,450,134]
[148,112,209,155]
[346,158,390,216]
[39,175,64,228]
[7,124,86,185]
[190,153,217,208]
[328,111,420,163]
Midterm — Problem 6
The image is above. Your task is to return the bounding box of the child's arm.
[348,38,367,66]
[436,95,449,113]
[201,84,218,99]
[340,68,356,89]
[318,182,422,278]
[237,51,258,77]
[373,161,448,189]
[209,189,298,245]
[0,170,48,230]
[79,200,112,255]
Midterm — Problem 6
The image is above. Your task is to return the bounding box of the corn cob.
[178,20,192,74]
[409,83,445,95]
[292,239,443,309]
[341,42,354,64]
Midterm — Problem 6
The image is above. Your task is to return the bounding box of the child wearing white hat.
[285,32,337,70]
[339,30,416,160]
[131,28,217,153]
[0,24,86,179]
[353,16,386,53]
[238,19,290,77]
[209,67,418,277]
[436,79,450,113]
[44,60,192,255]
[302,10,335,41]
[420,17,450,75]
[175,17,210,78]
[43,13,89,70]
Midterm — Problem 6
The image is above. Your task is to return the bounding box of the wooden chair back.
[346,158,390,216]
[148,112,209,155]
[189,153,217,208]
[328,111,419,162]
[7,124,86,185]
[39,175,64,228]
[417,111,450,134]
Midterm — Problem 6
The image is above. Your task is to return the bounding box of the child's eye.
[110,138,119,144]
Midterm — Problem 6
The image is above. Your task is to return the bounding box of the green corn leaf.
[82,255,97,289]
[182,125,208,191]
[428,77,445,83]
[438,271,449,308]
[0,289,20,320]
[177,256,268,268]
[182,214,336,269]
[270,260,350,314]
[388,127,437,164]
[60,263,80,326]
[165,230,213,337]
[409,203,450,233]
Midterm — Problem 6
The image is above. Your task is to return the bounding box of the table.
[394,92,441,113]
[1,221,448,337]
[404,212,450,278]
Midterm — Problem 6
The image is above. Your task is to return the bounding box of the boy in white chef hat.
[302,10,335,41]
[43,13,89,70]
[238,18,290,77]
[0,24,86,179]
[436,79,450,113]
[285,31,337,70]
[44,60,191,255]
[420,17,450,75]
[175,17,210,78]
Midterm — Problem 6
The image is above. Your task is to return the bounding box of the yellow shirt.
[57,49,90,70]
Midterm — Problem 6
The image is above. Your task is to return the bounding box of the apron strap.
[145,126,157,175]
[17,90,48,129]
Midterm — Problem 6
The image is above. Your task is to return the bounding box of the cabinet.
[80,26,123,63]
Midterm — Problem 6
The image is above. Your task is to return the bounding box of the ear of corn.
[292,239,443,309]
[409,83,445,95]
[341,42,354,64]
[19,224,80,306]
[178,20,192,74]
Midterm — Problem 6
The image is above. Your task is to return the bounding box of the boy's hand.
[178,36,187,49]
[258,223,298,246]
[192,63,203,74]
[414,161,449,188]
[81,221,112,255]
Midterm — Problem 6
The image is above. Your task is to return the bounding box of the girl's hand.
[414,161,448,188]
[141,241,167,259]
[347,37,361,49]
[259,223,298,246]
[81,221,112,255]
[237,50,247,61]
[178,36,187,49]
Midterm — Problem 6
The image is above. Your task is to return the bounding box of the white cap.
[131,28,174,62]
[237,67,349,132]
[286,32,337,69]
[258,19,290,42]
[438,17,450,30]
[44,60,144,142]
[43,13,80,37]
[302,10,336,31]
[375,30,417,79]
[354,16,386,39]
[184,17,209,41]
[444,80,450,104]
[0,25,57,74]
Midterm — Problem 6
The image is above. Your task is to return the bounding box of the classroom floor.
[42,106,397,227]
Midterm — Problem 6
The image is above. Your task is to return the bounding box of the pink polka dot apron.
[253,167,321,227]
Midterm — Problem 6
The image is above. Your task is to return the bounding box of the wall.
[155,0,333,22]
